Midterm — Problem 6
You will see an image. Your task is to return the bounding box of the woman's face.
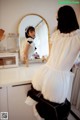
[28,31,35,39]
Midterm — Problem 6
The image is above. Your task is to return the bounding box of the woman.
[25,6,80,120]
[20,26,36,66]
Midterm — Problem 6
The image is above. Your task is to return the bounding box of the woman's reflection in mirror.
[21,26,36,67]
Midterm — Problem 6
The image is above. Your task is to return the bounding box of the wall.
[79,5,80,25]
[0,0,80,34]
[0,0,1,27]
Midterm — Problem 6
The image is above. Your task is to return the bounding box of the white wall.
[0,0,80,34]
[0,0,1,27]
[79,5,80,26]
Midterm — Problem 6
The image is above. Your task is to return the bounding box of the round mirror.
[18,14,50,64]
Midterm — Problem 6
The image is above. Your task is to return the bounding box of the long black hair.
[25,26,35,38]
[57,6,79,33]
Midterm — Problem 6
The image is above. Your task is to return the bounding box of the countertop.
[0,63,44,87]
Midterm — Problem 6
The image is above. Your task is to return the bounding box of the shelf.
[0,53,18,68]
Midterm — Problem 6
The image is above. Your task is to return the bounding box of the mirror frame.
[18,13,50,60]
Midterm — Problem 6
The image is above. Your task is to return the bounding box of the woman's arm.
[49,43,52,53]
[23,43,30,64]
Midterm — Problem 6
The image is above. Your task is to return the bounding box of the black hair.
[57,6,79,33]
[25,26,35,38]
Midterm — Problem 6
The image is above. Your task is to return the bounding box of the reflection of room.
[35,20,49,58]
[19,14,49,63]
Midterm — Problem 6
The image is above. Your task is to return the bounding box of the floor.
[68,114,76,120]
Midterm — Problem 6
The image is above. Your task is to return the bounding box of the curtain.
[71,65,80,111]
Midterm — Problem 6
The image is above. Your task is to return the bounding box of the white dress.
[20,38,35,60]
[31,29,80,103]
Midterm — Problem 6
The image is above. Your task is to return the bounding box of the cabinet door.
[0,87,8,112]
[8,84,36,120]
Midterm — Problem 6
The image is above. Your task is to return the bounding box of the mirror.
[18,14,50,64]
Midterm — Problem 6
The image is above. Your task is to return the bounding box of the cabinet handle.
[12,83,31,87]
[0,87,2,89]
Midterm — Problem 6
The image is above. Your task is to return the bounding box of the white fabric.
[48,29,80,71]
[32,29,80,103]
[20,38,35,60]
[25,96,37,106]
[25,97,43,120]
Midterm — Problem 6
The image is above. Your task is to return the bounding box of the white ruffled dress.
[26,29,80,104]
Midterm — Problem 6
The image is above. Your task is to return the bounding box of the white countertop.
[0,52,18,57]
[0,63,44,87]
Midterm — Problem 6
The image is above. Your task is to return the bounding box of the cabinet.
[8,84,36,120]
[0,87,8,112]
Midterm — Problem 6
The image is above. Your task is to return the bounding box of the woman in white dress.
[25,6,80,120]
[20,26,36,66]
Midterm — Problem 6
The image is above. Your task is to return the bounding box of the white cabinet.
[8,84,36,120]
[0,87,8,112]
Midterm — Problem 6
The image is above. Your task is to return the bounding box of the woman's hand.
[23,54,29,67]
[23,42,30,66]
[23,54,27,62]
